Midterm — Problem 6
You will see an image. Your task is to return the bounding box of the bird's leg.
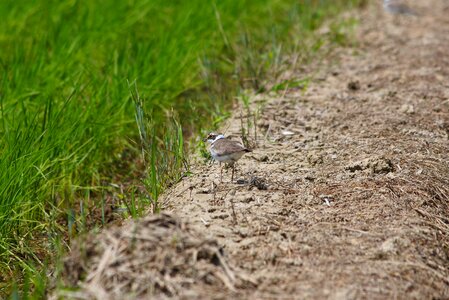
[220,162,223,183]
[231,162,235,182]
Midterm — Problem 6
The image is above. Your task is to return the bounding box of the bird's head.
[204,132,225,143]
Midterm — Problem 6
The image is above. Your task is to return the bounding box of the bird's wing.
[212,139,247,156]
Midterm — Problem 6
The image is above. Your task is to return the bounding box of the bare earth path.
[61,1,449,299]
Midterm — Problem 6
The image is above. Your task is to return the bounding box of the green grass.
[0,0,363,295]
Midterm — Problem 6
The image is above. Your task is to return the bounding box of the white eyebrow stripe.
[212,135,225,143]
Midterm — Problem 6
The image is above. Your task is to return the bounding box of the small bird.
[204,132,251,182]
[383,0,417,16]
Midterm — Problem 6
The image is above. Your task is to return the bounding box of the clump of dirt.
[56,213,251,299]
[347,80,361,91]
[345,156,394,174]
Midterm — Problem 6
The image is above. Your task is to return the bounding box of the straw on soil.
[58,213,253,299]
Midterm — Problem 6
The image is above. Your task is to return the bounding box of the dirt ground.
[59,0,449,299]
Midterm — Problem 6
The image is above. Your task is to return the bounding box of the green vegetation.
[0,0,362,295]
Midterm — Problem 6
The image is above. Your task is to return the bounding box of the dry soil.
[59,1,449,299]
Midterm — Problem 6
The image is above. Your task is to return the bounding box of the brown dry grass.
[57,213,254,299]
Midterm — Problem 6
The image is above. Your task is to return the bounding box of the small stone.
[237,228,249,238]
[399,104,415,114]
